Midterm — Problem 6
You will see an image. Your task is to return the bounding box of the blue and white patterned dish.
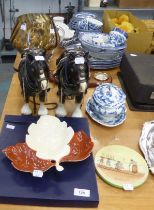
[73,12,97,19]
[69,12,97,30]
[108,27,128,47]
[77,17,103,32]
[93,83,126,108]
[86,83,126,126]
[90,64,120,70]
[78,32,126,52]
[86,102,126,127]
[112,27,128,39]
[89,51,122,60]
[109,31,126,47]
[87,98,126,122]
[89,56,122,64]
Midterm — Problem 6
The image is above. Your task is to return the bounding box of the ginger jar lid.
[93,83,126,107]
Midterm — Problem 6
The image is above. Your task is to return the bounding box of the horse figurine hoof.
[21,103,32,115]
[55,104,67,117]
[38,103,48,116]
[72,104,83,118]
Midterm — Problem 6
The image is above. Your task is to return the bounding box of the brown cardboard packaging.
[115,0,154,8]
[103,10,153,53]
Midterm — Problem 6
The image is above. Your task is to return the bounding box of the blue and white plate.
[89,51,122,61]
[90,64,120,70]
[86,102,126,127]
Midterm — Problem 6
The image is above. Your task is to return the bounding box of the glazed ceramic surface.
[109,31,126,47]
[86,101,126,127]
[53,16,64,23]
[77,17,103,32]
[26,116,74,162]
[2,143,54,173]
[139,121,154,174]
[86,83,126,126]
[87,98,126,120]
[54,22,75,40]
[78,32,114,51]
[95,145,149,188]
[3,131,93,173]
[73,12,97,19]
[69,12,97,30]
[112,27,128,39]
[78,32,127,51]
[94,72,109,81]
[93,83,126,108]
[78,28,127,69]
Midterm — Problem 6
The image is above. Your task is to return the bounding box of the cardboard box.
[103,10,153,53]
[115,0,154,8]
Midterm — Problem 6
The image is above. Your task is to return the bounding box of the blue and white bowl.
[88,98,126,121]
[73,12,97,19]
[109,31,126,47]
[93,83,126,108]
[86,101,126,127]
[86,83,126,126]
[69,12,97,30]
[78,32,126,52]
[112,27,128,39]
[109,27,128,47]
[77,17,103,32]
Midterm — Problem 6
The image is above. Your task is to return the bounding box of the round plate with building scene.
[95,145,149,189]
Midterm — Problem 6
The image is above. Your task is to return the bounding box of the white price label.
[74,188,90,197]
[123,183,134,191]
[50,28,55,34]
[75,57,85,64]
[20,23,27,31]
[35,56,45,61]
[33,170,43,178]
[130,54,137,57]
[6,124,15,130]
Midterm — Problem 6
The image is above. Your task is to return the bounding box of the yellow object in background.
[112,18,119,24]
[118,14,129,24]
[111,14,137,33]
[119,21,134,33]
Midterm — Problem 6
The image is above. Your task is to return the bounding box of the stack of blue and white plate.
[86,83,126,127]
[78,28,128,70]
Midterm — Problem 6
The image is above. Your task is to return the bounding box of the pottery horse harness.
[18,48,50,115]
[55,48,89,117]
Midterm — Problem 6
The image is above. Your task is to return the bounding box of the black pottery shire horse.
[55,48,89,117]
[18,48,50,115]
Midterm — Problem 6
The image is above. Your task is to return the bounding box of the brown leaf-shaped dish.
[62,131,94,162]
[2,131,93,173]
[2,143,55,173]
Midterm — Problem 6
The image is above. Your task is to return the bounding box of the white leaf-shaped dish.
[26,115,74,171]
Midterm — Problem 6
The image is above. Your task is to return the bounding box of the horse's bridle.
[56,52,89,96]
[20,54,48,96]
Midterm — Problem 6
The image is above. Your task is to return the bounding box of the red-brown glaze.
[2,143,55,173]
[2,131,93,173]
[61,131,94,162]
